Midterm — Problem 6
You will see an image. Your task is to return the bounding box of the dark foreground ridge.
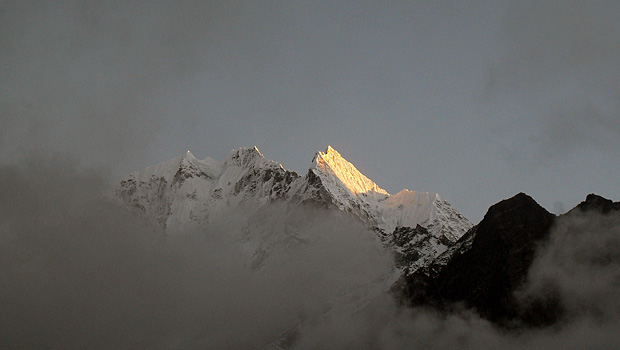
[402,192,620,327]
[572,193,620,214]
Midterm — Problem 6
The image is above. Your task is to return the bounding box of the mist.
[3,0,620,348]
[520,209,620,326]
[0,154,394,349]
[3,154,620,349]
[293,207,620,349]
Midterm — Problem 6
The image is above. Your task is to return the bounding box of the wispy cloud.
[0,153,394,349]
[487,0,620,161]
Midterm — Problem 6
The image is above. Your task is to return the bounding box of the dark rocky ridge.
[426,193,554,324]
[571,193,620,214]
[403,193,620,327]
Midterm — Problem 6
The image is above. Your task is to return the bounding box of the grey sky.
[3,2,620,347]
[2,0,619,222]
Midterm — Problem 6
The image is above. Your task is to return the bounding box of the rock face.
[403,193,620,327]
[115,146,472,274]
[404,193,556,324]
[571,193,620,214]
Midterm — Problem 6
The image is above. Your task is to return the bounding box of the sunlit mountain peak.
[313,146,389,197]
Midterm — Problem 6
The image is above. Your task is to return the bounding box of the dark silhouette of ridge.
[403,192,620,327]
[403,193,555,326]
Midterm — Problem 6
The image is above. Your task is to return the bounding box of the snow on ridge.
[126,151,194,184]
[117,145,472,243]
[383,190,439,230]
[307,146,471,241]
[115,145,474,275]
[313,145,389,198]
[197,156,223,179]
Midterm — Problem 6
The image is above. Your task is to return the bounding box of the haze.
[2,2,620,348]
[2,1,620,221]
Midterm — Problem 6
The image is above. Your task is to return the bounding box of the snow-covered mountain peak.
[223,146,283,171]
[312,146,389,198]
[185,149,196,158]
[122,150,202,185]
[116,146,473,274]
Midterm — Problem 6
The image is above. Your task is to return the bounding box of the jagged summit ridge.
[116,146,473,273]
[312,146,389,198]
[307,146,471,243]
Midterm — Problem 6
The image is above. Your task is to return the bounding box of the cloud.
[0,1,247,170]
[0,154,394,349]
[295,206,620,349]
[487,0,620,160]
[519,209,620,324]
[4,153,620,349]
[537,103,620,160]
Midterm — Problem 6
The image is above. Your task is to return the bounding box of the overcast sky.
[2,0,619,222]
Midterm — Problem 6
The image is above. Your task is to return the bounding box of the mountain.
[114,147,620,332]
[115,146,472,274]
[402,193,620,327]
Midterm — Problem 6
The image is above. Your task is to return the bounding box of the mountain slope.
[403,193,620,327]
[116,146,472,274]
[308,146,471,242]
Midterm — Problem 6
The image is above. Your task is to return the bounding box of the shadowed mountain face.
[571,193,620,214]
[403,193,620,327]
